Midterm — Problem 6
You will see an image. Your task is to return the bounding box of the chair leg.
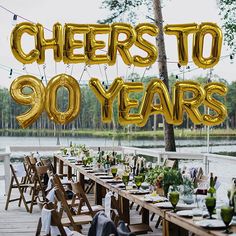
[150,213,155,221]
[130,202,134,209]
[35,217,42,236]
[155,216,162,228]
[5,177,14,211]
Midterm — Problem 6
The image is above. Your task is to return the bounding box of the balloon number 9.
[10,74,81,128]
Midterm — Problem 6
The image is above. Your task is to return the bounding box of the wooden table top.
[165,211,236,236]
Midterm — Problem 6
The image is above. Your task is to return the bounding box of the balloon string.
[79,66,86,83]
[104,65,109,85]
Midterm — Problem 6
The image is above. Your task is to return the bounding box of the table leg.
[59,160,63,178]
[79,173,85,190]
[53,156,57,173]
[68,166,72,179]
[142,208,149,225]
[121,197,130,224]
[95,183,103,205]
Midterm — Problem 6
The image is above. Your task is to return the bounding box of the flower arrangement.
[146,167,183,196]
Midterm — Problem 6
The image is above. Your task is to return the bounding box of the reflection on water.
[0,136,236,155]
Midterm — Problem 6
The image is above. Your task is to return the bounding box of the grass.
[0,128,236,138]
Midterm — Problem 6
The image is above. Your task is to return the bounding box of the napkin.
[105,191,113,219]
[15,163,26,178]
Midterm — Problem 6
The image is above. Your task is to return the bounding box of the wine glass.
[169,191,180,213]
[122,173,130,190]
[82,157,88,167]
[205,196,216,219]
[134,175,143,190]
[111,167,118,178]
[221,206,234,234]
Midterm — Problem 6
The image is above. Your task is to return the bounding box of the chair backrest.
[71,181,94,216]
[52,174,68,199]
[54,187,78,231]
[36,202,67,236]
[41,158,56,174]
[163,159,176,169]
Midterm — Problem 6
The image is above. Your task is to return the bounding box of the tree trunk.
[153,0,176,151]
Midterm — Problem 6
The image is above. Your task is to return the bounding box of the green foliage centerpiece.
[146,167,183,197]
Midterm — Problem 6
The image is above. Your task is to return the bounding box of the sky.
[0,0,235,89]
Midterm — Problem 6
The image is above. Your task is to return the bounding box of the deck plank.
[0,188,162,235]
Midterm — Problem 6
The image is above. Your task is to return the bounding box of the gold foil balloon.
[118,82,144,125]
[36,23,63,64]
[138,79,173,127]
[64,24,89,64]
[89,77,124,123]
[108,23,136,66]
[11,22,39,64]
[164,23,198,66]
[45,74,81,124]
[203,82,227,126]
[10,75,45,128]
[86,24,111,65]
[192,22,222,68]
[133,23,158,67]
[173,81,206,125]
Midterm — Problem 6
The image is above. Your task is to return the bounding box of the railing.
[1,145,236,195]
[0,151,11,194]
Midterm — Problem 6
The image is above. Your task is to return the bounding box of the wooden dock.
[0,189,162,235]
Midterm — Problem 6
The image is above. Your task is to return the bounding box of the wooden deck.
[0,188,162,235]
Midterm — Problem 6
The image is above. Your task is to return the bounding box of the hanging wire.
[116,57,119,77]
[98,65,104,80]
[78,65,87,83]
[22,64,28,74]
[43,64,47,84]
[104,65,109,85]
[125,65,131,80]
[54,62,57,75]
[70,65,74,76]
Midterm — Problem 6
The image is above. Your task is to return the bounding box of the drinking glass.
[134,175,143,190]
[169,191,180,213]
[221,206,234,234]
[122,173,130,190]
[111,167,118,178]
[139,173,145,182]
[82,157,88,167]
[205,196,216,219]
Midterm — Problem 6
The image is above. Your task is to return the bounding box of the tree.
[218,0,236,56]
[99,0,176,151]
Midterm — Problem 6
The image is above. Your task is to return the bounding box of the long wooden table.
[54,154,236,236]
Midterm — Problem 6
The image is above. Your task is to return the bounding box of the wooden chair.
[24,165,50,213]
[54,188,93,232]
[5,164,34,212]
[163,159,176,169]
[36,202,84,236]
[41,158,56,174]
[70,181,104,217]
[52,174,81,209]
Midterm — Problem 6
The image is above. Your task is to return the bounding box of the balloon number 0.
[10,74,81,128]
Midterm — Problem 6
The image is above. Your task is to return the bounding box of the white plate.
[177,210,208,218]
[143,195,168,203]
[195,219,225,229]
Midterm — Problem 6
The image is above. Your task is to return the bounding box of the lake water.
[0,135,236,155]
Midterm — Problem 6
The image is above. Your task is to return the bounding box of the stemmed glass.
[169,191,180,213]
[221,206,234,234]
[205,196,216,219]
[111,167,118,178]
[122,173,130,190]
[134,175,143,190]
